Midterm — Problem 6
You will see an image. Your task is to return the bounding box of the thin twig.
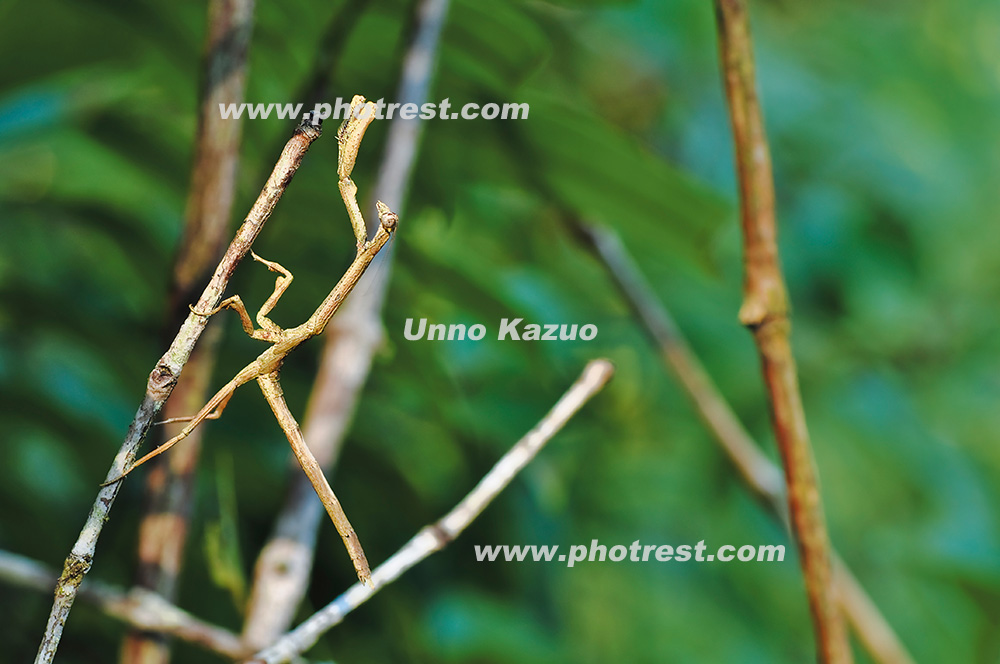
[833,558,916,664]
[713,1,851,661]
[34,114,324,664]
[242,0,451,647]
[573,222,784,501]
[247,359,615,664]
[102,96,399,589]
[575,221,915,664]
[0,550,248,659]
[125,2,255,662]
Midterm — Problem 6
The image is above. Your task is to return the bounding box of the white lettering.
[403,318,426,340]
[498,318,522,340]
[427,323,447,340]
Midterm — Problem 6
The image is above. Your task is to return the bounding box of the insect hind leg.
[101,381,238,486]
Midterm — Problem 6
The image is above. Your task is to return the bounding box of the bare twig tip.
[583,358,615,386]
[297,111,323,137]
[376,201,398,231]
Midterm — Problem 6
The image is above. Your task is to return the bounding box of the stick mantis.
[104,96,394,587]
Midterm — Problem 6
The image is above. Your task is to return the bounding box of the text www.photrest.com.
[218,98,529,121]
[474,540,785,567]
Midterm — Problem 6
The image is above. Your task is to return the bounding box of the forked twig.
[103,96,398,588]
[713,1,851,661]
[248,359,615,664]
[35,109,325,664]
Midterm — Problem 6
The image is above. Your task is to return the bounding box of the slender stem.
[833,558,916,664]
[33,115,323,664]
[257,372,372,586]
[713,1,851,661]
[242,0,451,646]
[125,2,255,662]
[172,0,256,301]
[1,550,248,659]
[247,359,615,664]
[575,221,915,664]
[574,222,784,500]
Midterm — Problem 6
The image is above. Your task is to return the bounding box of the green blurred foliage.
[1,0,998,662]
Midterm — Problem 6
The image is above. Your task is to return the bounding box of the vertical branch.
[241,0,451,648]
[713,1,852,662]
[173,0,256,303]
[574,221,915,664]
[34,115,323,664]
[123,1,254,662]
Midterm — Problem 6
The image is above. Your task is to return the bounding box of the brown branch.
[101,96,399,587]
[1,550,249,659]
[241,0,451,648]
[124,2,255,662]
[713,1,851,661]
[574,221,915,664]
[247,359,615,664]
[34,113,324,664]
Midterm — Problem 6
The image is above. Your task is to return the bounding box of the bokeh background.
[1,0,999,661]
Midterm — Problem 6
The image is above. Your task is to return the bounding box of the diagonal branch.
[247,359,615,664]
[573,222,784,502]
[34,113,324,664]
[714,1,851,660]
[574,221,915,664]
[1,549,248,659]
[125,1,255,662]
[242,0,451,647]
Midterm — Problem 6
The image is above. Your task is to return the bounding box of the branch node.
[59,554,93,587]
[148,364,178,399]
[425,522,453,549]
